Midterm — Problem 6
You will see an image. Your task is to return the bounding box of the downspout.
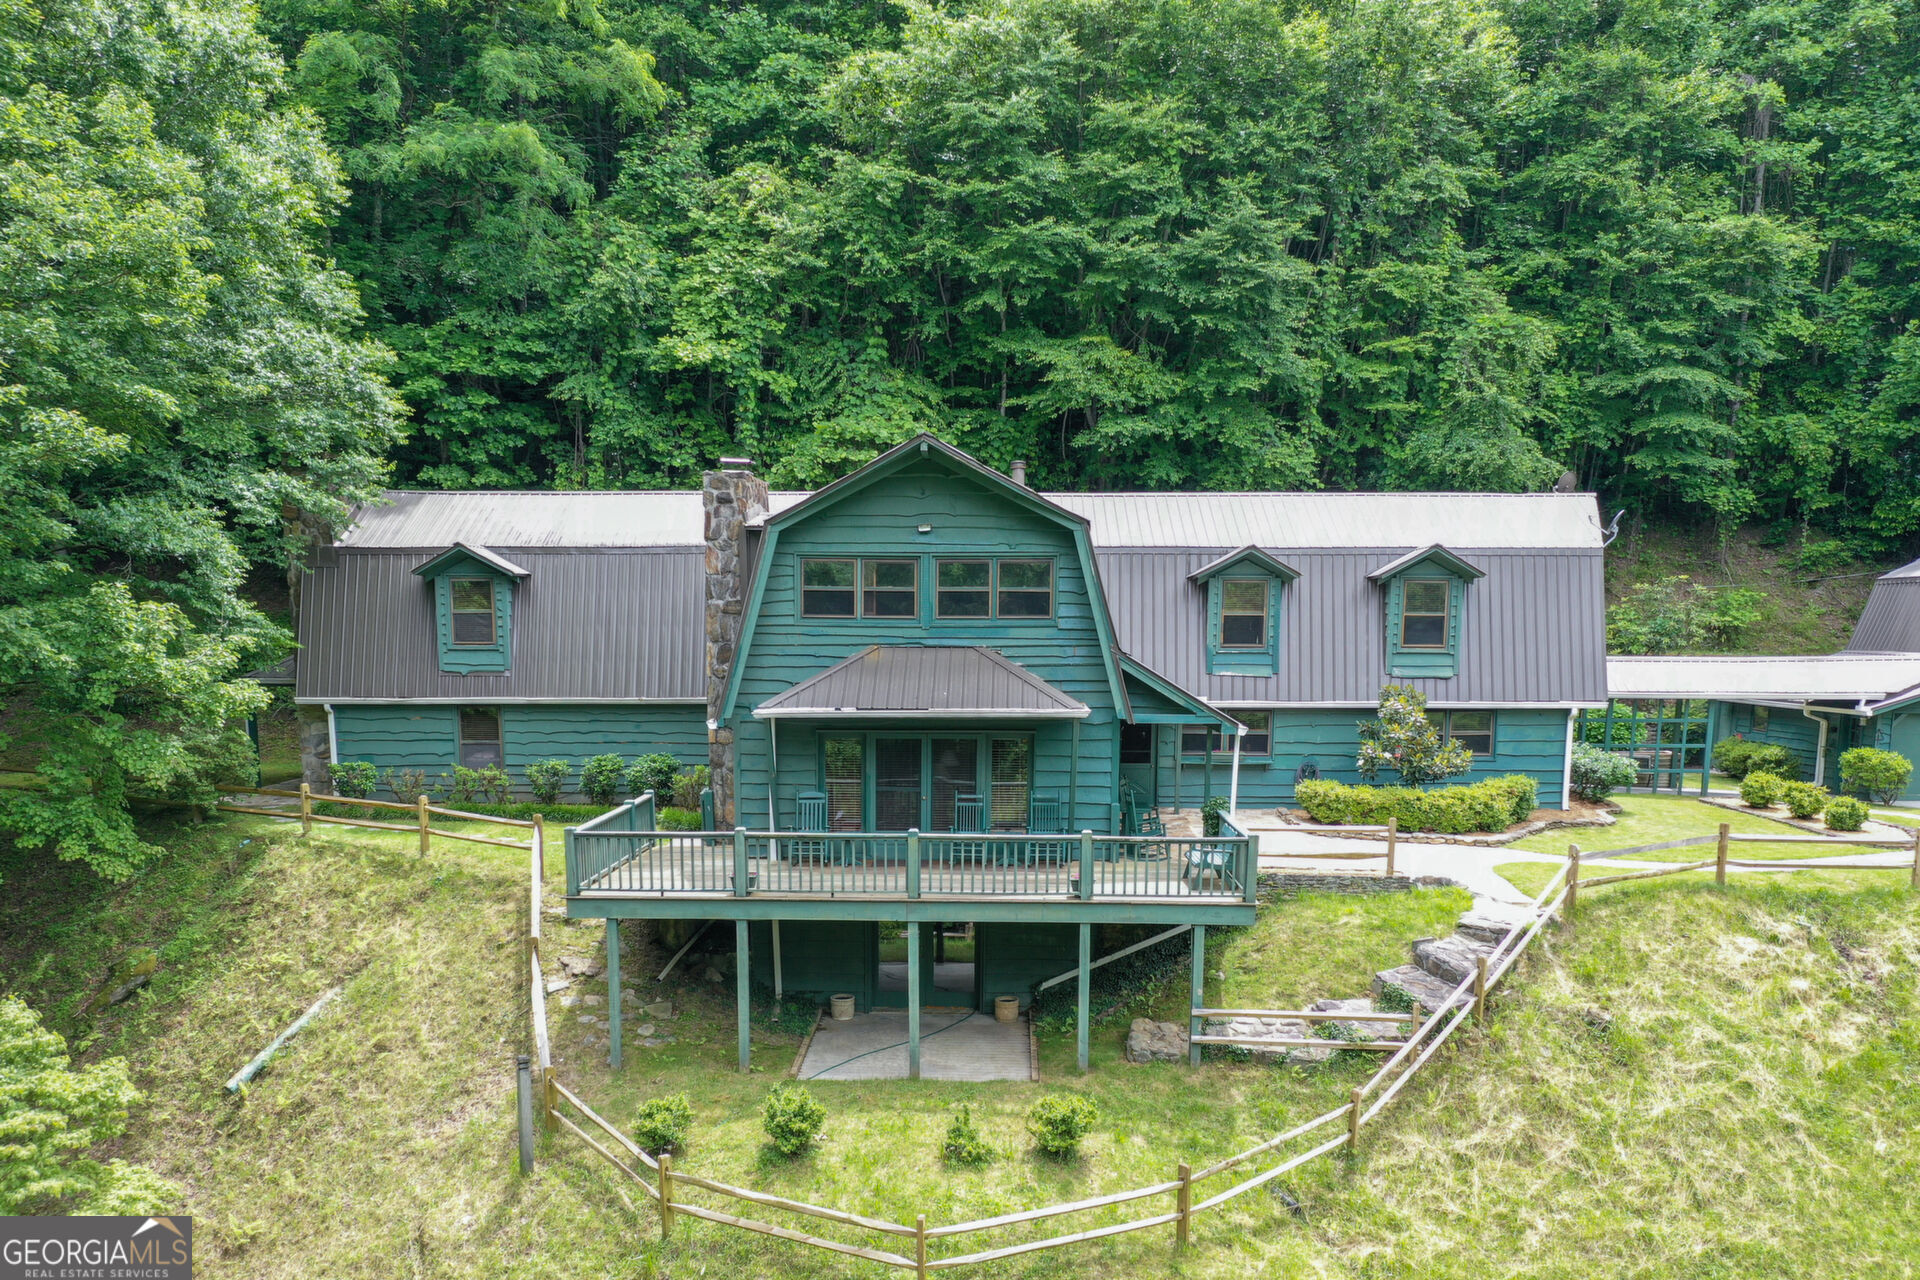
[323,703,338,765]
[768,718,779,861]
[1562,708,1577,808]
[1228,726,1243,814]
[1801,708,1830,786]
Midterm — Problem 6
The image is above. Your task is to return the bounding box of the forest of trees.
[3,0,1918,875]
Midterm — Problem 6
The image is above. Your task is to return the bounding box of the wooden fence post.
[1715,822,1729,887]
[1565,845,1580,917]
[1176,1161,1192,1246]
[1385,816,1397,879]
[1474,954,1488,1026]
[1911,828,1919,891]
[418,794,431,856]
[915,1213,929,1278]
[1346,1085,1362,1153]
[299,783,312,837]
[659,1153,674,1238]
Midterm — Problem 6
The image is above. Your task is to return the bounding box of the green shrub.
[1026,1094,1097,1158]
[1839,747,1912,804]
[1569,743,1637,803]
[1824,795,1870,831]
[625,753,680,800]
[526,759,570,805]
[761,1083,825,1157]
[1294,774,1537,834]
[381,766,430,804]
[632,1093,693,1155]
[669,765,711,811]
[1780,780,1829,820]
[942,1105,993,1167]
[439,764,511,806]
[657,806,702,831]
[1712,738,1799,781]
[327,760,376,798]
[1739,770,1786,808]
[581,754,626,807]
[1201,794,1230,837]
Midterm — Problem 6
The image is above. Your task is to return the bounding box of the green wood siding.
[976,923,1081,1010]
[1158,707,1570,808]
[425,551,515,673]
[331,702,706,797]
[1717,701,1826,782]
[747,920,877,1010]
[732,459,1122,832]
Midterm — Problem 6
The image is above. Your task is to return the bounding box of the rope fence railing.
[517,816,1920,1273]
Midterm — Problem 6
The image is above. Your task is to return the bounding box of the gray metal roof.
[303,486,1605,706]
[1846,559,1920,653]
[1098,548,1608,706]
[753,645,1089,719]
[1608,654,1920,703]
[296,550,705,702]
[336,488,1603,551]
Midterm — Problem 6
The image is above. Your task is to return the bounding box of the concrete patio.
[797,1009,1035,1082]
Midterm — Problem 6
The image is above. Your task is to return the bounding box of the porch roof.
[752,645,1091,720]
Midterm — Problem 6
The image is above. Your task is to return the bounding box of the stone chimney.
[1009,459,1028,487]
[704,458,769,826]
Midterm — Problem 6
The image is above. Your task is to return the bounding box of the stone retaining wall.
[1258,871,1418,897]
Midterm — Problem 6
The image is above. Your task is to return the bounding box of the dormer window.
[412,543,526,675]
[1369,545,1483,680]
[1399,579,1450,649]
[450,579,498,645]
[1188,546,1297,676]
[1220,579,1270,649]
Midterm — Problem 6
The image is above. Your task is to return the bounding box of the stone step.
[1412,933,1499,986]
[1309,996,1410,1041]
[1373,964,1468,1016]
[1456,906,1530,945]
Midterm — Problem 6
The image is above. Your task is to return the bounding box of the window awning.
[752,645,1090,720]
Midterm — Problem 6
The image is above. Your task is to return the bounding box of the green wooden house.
[294,434,1608,1070]
[1609,557,1920,799]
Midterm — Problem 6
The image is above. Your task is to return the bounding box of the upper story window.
[1399,579,1451,649]
[450,578,498,645]
[933,558,1054,620]
[1219,579,1270,648]
[801,557,920,618]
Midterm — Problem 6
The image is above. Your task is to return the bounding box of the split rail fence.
[210,784,539,854]
[519,818,1917,1273]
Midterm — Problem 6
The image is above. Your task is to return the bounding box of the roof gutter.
[752,707,1091,720]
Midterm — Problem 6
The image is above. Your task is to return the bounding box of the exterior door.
[1119,723,1157,806]
[1890,715,1920,801]
[873,737,924,831]
[930,738,979,831]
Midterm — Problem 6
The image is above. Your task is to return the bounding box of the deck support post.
[907,921,922,1080]
[735,919,750,1072]
[1076,922,1091,1073]
[1203,739,1213,813]
[1188,924,1205,1067]
[607,918,622,1070]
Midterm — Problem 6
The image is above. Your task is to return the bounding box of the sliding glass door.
[816,732,1034,832]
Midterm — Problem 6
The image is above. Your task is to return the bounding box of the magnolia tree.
[1355,685,1474,786]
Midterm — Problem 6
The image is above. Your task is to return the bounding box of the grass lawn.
[1510,793,1893,864]
[5,807,1917,1278]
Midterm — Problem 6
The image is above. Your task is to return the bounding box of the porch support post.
[607,918,622,1070]
[1188,924,1205,1067]
[1228,727,1242,814]
[735,919,751,1073]
[1699,701,1717,795]
[1203,737,1214,813]
[1076,922,1091,1074]
[1069,719,1080,830]
[907,922,922,1080]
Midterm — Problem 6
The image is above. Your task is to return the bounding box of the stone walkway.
[796,1010,1034,1082]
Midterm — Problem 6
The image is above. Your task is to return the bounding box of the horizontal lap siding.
[1720,702,1824,781]
[736,461,1120,832]
[977,923,1081,1010]
[748,921,874,1009]
[1161,707,1569,808]
[333,703,706,798]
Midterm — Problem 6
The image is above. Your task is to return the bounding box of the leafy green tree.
[1606,576,1767,655]
[0,0,400,879]
[1355,685,1474,786]
[0,996,177,1214]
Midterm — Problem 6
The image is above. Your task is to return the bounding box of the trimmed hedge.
[1739,770,1787,808]
[1295,774,1537,834]
[1780,780,1829,820]
[1824,795,1869,831]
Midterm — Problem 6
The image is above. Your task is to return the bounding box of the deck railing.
[564,794,1255,903]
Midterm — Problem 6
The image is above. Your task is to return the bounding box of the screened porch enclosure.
[824,732,1037,834]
